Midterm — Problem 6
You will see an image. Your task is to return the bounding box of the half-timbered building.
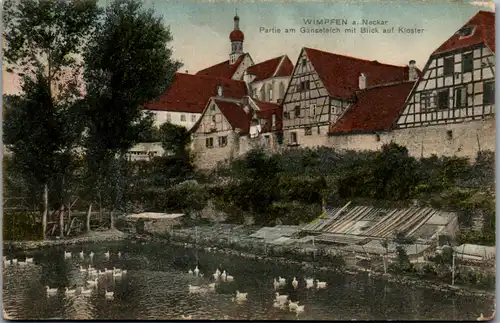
[392,10,495,158]
[191,92,282,169]
[281,47,419,148]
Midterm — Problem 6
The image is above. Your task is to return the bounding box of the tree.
[83,0,182,228]
[3,0,100,239]
[159,122,192,156]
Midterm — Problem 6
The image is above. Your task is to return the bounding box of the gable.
[432,11,495,55]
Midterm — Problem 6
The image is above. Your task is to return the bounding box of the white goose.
[86,278,98,287]
[79,250,84,259]
[46,286,58,295]
[25,257,34,263]
[295,305,305,315]
[316,281,327,289]
[64,251,71,258]
[289,301,300,310]
[226,275,234,282]
[181,315,192,320]
[80,287,92,296]
[188,269,193,275]
[273,278,280,290]
[11,259,18,265]
[194,266,200,276]
[291,277,298,289]
[105,290,114,297]
[208,282,216,289]
[215,268,221,276]
[305,278,314,285]
[212,273,219,280]
[104,250,110,258]
[18,261,27,267]
[278,276,286,285]
[221,270,227,281]
[89,251,95,258]
[275,292,289,303]
[65,287,77,295]
[235,290,248,301]
[118,251,122,259]
[104,268,113,274]
[113,271,122,278]
[79,266,87,273]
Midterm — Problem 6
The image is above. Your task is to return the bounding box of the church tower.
[229,11,244,65]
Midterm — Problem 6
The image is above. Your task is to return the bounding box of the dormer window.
[456,26,475,38]
[217,85,223,97]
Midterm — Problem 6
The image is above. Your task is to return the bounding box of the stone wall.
[326,118,495,159]
[282,125,330,148]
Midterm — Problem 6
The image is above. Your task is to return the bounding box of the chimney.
[359,73,367,90]
[408,60,418,81]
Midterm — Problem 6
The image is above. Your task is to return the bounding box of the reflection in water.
[2,241,493,320]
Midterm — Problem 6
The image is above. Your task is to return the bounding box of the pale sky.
[2,0,495,94]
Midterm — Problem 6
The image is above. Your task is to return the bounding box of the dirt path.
[3,229,130,251]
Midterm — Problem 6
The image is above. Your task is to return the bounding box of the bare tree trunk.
[110,210,115,229]
[42,184,48,240]
[59,205,65,238]
[86,203,92,232]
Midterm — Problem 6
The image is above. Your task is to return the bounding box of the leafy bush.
[3,211,43,241]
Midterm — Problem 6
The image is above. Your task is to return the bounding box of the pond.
[2,240,493,320]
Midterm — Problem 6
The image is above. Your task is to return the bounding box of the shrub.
[3,211,43,241]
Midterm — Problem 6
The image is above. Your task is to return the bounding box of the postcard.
[2,0,496,320]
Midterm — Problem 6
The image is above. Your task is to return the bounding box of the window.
[205,137,214,148]
[420,91,432,110]
[272,114,276,127]
[462,52,473,73]
[284,111,290,119]
[454,87,467,108]
[483,81,495,105]
[166,113,172,122]
[294,106,301,118]
[302,58,307,66]
[446,130,453,140]
[375,134,381,142]
[443,57,454,76]
[309,104,316,117]
[457,26,475,38]
[317,126,321,134]
[210,105,215,111]
[269,88,273,101]
[191,114,197,122]
[301,80,310,91]
[180,114,186,122]
[211,115,216,123]
[218,136,228,147]
[437,90,449,110]
[289,132,297,144]
[304,127,312,136]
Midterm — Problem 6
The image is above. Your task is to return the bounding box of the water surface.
[2,241,493,320]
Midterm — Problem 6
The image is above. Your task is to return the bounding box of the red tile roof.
[196,98,282,134]
[245,55,294,82]
[195,54,247,79]
[144,73,248,113]
[304,47,415,101]
[328,81,415,134]
[214,99,252,133]
[433,11,495,55]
